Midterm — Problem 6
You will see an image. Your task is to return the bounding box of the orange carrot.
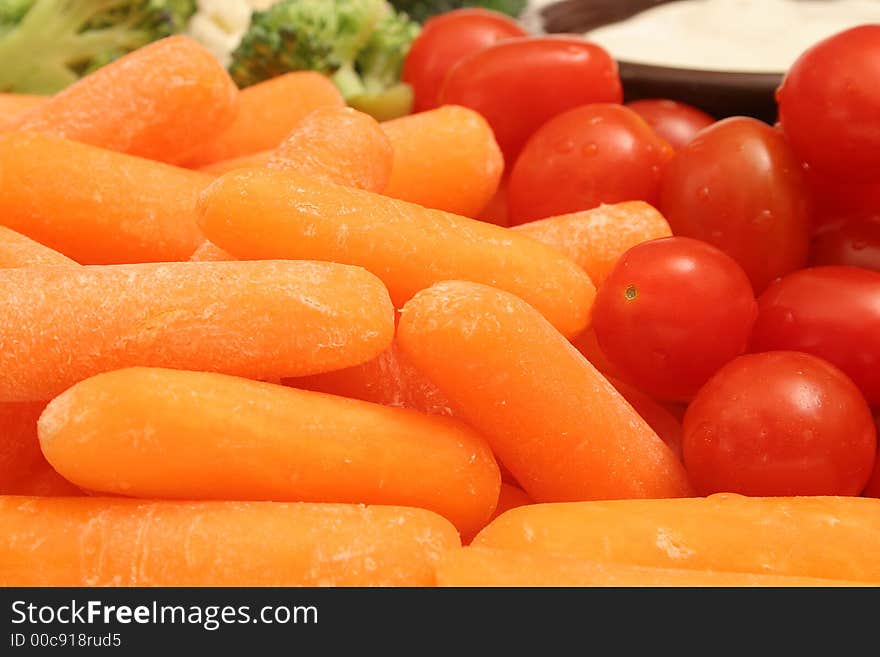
[472,494,880,582]
[0,402,79,496]
[606,376,683,459]
[0,261,394,402]
[267,106,393,192]
[286,340,454,417]
[0,226,78,267]
[6,36,238,164]
[40,367,500,537]
[0,93,46,126]
[199,169,595,338]
[381,106,504,218]
[189,240,235,262]
[184,72,344,166]
[436,547,870,587]
[0,497,460,586]
[397,281,693,502]
[0,132,210,264]
[514,201,673,286]
[200,150,273,176]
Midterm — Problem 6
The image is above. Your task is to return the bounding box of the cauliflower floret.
[187,0,282,67]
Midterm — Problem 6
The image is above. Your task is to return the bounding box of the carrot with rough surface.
[514,201,673,286]
[0,261,394,402]
[0,226,78,267]
[40,367,500,537]
[397,281,692,502]
[184,72,344,166]
[267,106,393,192]
[0,132,209,264]
[436,547,871,587]
[381,106,504,217]
[199,169,595,338]
[0,402,79,496]
[472,494,880,582]
[0,497,459,586]
[6,36,238,164]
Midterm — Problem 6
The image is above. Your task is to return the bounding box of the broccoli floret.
[390,1,527,23]
[228,0,420,121]
[0,0,197,94]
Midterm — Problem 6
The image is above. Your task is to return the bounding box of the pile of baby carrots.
[1,36,878,588]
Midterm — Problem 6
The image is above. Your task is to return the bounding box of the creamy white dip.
[523,0,880,73]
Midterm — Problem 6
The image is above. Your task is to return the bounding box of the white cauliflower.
[186,0,284,67]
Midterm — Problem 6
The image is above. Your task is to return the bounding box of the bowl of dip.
[521,0,880,123]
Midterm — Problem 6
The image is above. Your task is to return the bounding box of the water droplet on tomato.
[555,139,574,154]
[697,186,711,201]
[582,142,598,156]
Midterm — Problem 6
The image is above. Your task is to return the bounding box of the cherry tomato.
[659,116,811,293]
[592,236,757,403]
[805,164,880,234]
[625,99,715,151]
[777,25,880,182]
[438,37,623,164]
[750,266,880,406]
[401,9,526,113]
[507,104,674,224]
[810,214,880,273]
[682,351,877,497]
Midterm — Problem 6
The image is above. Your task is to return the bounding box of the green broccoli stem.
[330,63,368,100]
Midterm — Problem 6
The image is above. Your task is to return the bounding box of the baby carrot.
[0,93,46,125]
[0,497,460,586]
[40,367,501,537]
[267,106,393,192]
[189,240,234,262]
[7,36,238,164]
[514,201,673,286]
[381,105,504,218]
[199,169,595,338]
[0,132,210,264]
[184,71,344,166]
[397,281,693,502]
[0,402,79,496]
[200,150,273,176]
[7,36,236,163]
[0,261,394,402]
[472,494,880,582]
[286,340,455,417]
[436,547,870,587]
[0,226,78,267]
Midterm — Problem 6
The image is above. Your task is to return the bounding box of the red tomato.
[810,214,880,273]
[805,164,880,234]
[592,236,757,403]
[750,266,880,406]
[777,25,880,182]
[682,351,877,497]
[625,99,715,151]
[507,104,674,224]
[401,9,526,113]
[438,37,623,164]
[659,116,811,293]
